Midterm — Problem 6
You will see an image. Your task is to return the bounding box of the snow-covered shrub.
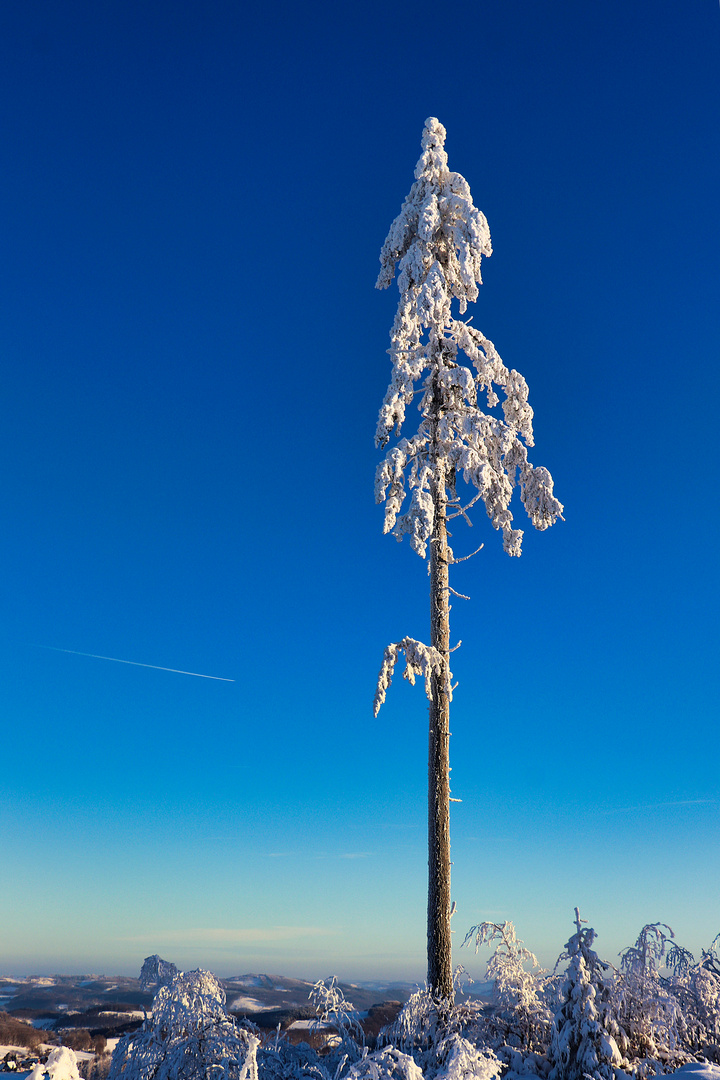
[310,976,365,1051]
[107,969,258,1080]
[432,1034,503,1080]
[256,978,365,1080]
[673,938,720,1055]
[382,987,460,1060]
[29,1047,81,1080]
[548,909,625,1080]
[615,923,691,1074]
[380,1000,502,1080]
[345,1046,424,1080]
[256,1035,332,1080]
[383,988,448,1060]
[380,984,494,1080]
[463,921,554,1052]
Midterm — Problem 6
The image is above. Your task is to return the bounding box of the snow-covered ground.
[227,996,267,1012]
[0,1043,54,1056]
[286,1019,334,1031]
[0,1044,47,1080]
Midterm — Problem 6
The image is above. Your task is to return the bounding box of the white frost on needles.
[374,636,450,717]
[375,117,563,558]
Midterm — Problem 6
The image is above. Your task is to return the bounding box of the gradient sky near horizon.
[1,0,719,983]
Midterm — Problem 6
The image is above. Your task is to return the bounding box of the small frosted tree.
[462,920,553,1051]
[548,910,624,1080]
[373,118,563,1000]
[310,975,364,1051]
[107,970,258,1080]
[615,923,690,1071]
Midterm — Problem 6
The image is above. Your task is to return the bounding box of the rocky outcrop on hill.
[139,955,178,989]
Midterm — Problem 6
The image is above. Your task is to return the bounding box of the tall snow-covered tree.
[373,118,563,1000]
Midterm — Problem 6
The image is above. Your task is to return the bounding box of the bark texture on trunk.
[427,456,453,1001]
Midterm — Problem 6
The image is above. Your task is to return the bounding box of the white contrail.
[33,645,235,682]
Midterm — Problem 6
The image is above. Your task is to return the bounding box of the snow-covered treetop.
[554,908,611,979]
[376,117,563,557]
[376,117,491,312]
[619,923,675,978]
[152,969,228,1037]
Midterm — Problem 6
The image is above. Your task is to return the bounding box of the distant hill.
[0,969,490,1043]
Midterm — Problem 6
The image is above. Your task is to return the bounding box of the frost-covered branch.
[373,636,451,717]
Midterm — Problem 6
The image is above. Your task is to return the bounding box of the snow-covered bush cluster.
[460,910,720,1080]
[104,923,720,1080]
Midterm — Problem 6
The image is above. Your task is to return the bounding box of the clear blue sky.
[1,0,719,982]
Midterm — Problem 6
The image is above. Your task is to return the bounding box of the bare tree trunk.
[427,454,453,1001]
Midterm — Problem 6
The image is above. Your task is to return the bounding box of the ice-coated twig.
[450,543,484,564]
[447,586,470,600]
[447,491,483,524]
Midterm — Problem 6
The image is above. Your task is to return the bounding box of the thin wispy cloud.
[603,799,716,815]
[313,852,375,861]
[122,927,331,945]
[465,836,515,843]
[264,851,373,860]
[33,645,235,682]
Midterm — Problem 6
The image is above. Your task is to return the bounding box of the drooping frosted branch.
[373,636,451,717]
